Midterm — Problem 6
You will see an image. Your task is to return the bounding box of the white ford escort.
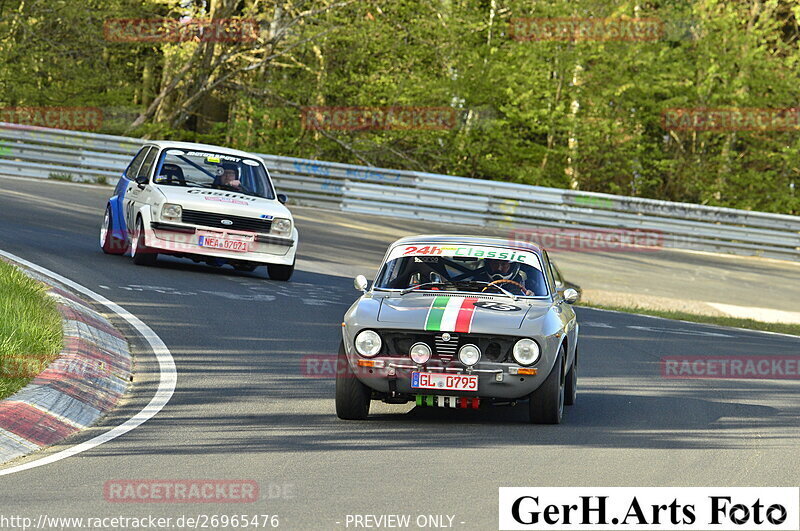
[100,141,298,280]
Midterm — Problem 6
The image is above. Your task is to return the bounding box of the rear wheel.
[528,345,565,424]
[131,218,157,266]
[335,341,371,420]
[565,345,578,406]
[100,206,127,255]
[267,259,294,281]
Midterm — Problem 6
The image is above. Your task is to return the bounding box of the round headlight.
[513,338,540,366]
[354,330,381,357]
[409,342,432,364]
[458,344,481,366]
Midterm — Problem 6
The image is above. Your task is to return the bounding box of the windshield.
[153,149,275,199]
[374,243,550,297]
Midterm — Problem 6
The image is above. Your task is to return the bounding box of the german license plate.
[411,372,478,392]
[198,235,249,252]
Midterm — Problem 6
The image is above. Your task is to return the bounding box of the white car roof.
[145,140,257,159]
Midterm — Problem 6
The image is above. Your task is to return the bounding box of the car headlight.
[271,218,292,235]
[409,342,432,364]
[161,203,182,221]
[354,330,381,357]
[513,338,540,366]
[458,344,481,366]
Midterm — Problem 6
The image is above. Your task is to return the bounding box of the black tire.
[565,345,578,406]
[131,218,157,266]
[528,344,565,424]
[335,341,371,420]
[267,260,294,281]
[100,206,127,255]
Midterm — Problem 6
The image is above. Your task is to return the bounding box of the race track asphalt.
[0,177,798,530]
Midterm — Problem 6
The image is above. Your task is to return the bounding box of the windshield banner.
[387,244,541,270]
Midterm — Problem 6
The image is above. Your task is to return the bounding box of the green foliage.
[1,0,798,214]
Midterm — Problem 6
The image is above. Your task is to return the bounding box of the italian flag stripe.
[454,297,478,333]
[425,296,478,333]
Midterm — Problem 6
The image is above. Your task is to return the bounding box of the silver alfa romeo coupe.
[336,235,580,424]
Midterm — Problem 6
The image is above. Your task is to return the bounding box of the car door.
[125,146,158,229]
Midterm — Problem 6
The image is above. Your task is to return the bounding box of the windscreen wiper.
[400,281,449,295]
[456,280,518,301]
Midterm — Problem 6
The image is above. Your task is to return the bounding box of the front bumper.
[147,222,296,265]
[345,352,549,400]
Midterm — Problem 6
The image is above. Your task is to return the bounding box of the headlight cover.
[162,203,182,220]
[513,338,540,366]
[271,217,292,235]
[409,342,432,364]
[354,330,381,357]
[458,344,481,366]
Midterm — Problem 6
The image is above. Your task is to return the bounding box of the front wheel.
[131,218,157,266]
[565,345,578,406]
[267,259,294,281]
[100,206,127,255]
[335,341,371,420]
[528,345,565,424]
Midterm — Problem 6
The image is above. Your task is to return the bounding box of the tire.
[528,344,565,424]
[100,206,127,255]
[131,218,157,266]
[267,260,294,281]
[565,345,578,406]
[335,341,371,420]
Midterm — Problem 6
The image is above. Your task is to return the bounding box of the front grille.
[434,333,458,362]
[181,210,273,234]
[380,330,518,364]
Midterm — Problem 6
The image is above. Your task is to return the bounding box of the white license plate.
[198,235,249,252]
[411,372,478,392]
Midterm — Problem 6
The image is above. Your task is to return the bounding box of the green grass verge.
[0,261,63,399]
[578,302,800,337]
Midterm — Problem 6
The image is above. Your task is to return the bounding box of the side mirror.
[135,175,148,188]
[562,288,579,304]
[354,274,368,292]
[277,193,288,204]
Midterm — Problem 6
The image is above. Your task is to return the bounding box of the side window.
[136,147,159,182]
[541,251,557,296]
[124,147,149,179]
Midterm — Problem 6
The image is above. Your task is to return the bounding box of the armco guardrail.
[0,122,798,261]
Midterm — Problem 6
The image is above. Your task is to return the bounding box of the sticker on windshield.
[388,244,540,269]
[243,159,260,166]
[165,149,186,155]
[185,151,242,162]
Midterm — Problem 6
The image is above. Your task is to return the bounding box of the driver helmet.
[221,162,239,177]
[486,259,520,281]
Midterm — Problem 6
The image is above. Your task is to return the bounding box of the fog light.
[409,342,432,364]
[458,344,481,366]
